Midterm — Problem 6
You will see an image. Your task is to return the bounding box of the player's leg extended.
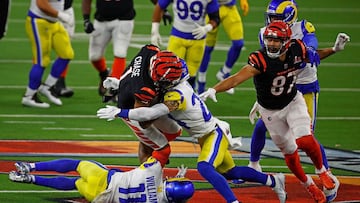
[197,17,218,94]
[197,127,238,202]
[216,6,244,86]
[25,18,53,92]
[249,118,267,171]
[89,20,112,96]
[111,19,134,79]
[12,159,81,189]
[22,17,54,107]
[75,160,109,202]
[303,92,329,169]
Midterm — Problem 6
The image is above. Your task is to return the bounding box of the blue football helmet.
[164,178,195,203]
[265,0,298,25]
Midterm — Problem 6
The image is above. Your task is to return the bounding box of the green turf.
[0,1,359,202]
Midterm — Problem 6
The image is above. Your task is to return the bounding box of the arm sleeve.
[119,103,170,121]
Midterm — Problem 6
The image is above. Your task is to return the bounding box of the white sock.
[44,74,58,87]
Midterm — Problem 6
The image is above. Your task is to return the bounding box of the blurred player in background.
[200,21,349,203]
[9,156,194,203]
[197,0,249,94]
[151,0,220,88]
[0,0,10,40]
[22,0,74,108]
[51,0,75,98]
[247,1,348,201]
[82,0,135,96]
[97,61,287,203]
[150,0,173,26]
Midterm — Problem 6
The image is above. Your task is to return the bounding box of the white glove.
[96,105,121,121]
[199,88,217,102]
[175,164,188,178]
[249,101,259,125]
[192,23,213,40]
[103,77,120,90]
[151,22,162,47]
[332,33,350,52]
[57,11,72,26]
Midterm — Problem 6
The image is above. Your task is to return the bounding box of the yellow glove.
[240,0,249,16]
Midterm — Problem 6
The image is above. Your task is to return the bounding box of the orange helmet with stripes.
[263,20,292,58]
[150,51,183,91]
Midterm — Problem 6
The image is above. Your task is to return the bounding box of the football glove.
[306,46,320,67]
[83,19,94,34]
[199,88,217,102]
[175,164,188,178]
[151,22,162,47]
[240,0,249,16]
[332,33,350,52]
[96,105,121,121]
[103,77,120,90]
[58,11,73,26]
[162,9,173,26]
[249,101,259,125]
[192,23,213,40]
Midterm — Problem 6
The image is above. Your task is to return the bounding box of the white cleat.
[272,173,287,203]
[9,171,33,183]
[39,84,62,106]
[15,162,32,174]
[324,171,340,202]
[22,93,50,108]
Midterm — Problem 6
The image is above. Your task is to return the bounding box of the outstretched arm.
[213,64,258,93]
[318,33,350,60]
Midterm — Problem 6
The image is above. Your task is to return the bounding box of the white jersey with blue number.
[166,82,217,138]
[159,0,218,33]
[29,0,64,22]
[259,20,318,84]
[94,158,166,203]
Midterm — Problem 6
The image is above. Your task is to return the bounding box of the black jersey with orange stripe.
[117,45,160,109]
[249,39,307,109]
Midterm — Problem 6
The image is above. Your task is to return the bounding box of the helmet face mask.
[265,0,298,25]
[263,21,292,58]
[164,178,195,203]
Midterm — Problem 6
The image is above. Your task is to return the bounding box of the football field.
[0,0,359,202]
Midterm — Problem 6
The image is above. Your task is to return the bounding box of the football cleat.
[15,162,32,174]
[22,93,50,108]
[324,171,340,202]
[39,84,62,105]
[9,171,33,183]
[248,161,263,173]
[99,69,109,96]
[318,171,335,190]
[272,173,287,203]
[216,69,234,94]
[306,182,326,203]
[51,77,74,98]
